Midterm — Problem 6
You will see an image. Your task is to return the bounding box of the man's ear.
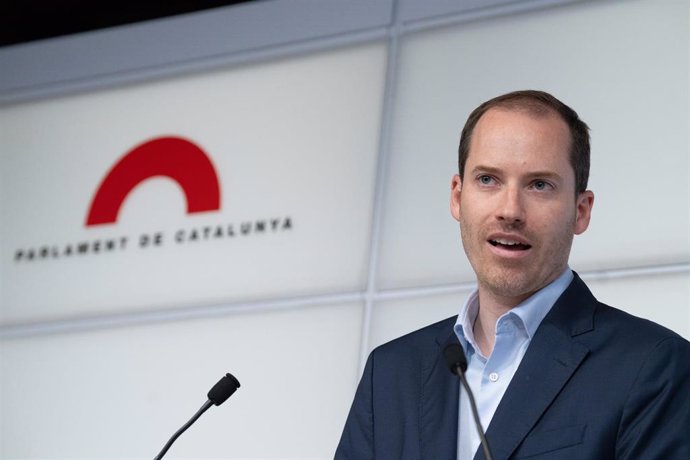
[574,190,594,235]
[450,174,462,222]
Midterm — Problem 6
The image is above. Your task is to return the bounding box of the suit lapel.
[474,274,596,460]
[420,324,461,460]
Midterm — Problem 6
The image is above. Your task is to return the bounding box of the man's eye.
[533,180,551,191]
[479,175,494,185]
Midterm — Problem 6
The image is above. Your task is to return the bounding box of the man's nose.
[497,187,526,224]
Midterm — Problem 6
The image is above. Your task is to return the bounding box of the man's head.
[450,90,594,305]
[458,90,590,194]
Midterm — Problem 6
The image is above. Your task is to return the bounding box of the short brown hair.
[458,90,590,194]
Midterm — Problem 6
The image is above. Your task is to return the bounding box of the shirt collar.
[454,268,573,357]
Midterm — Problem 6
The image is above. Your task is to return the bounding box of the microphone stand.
[454,364,493,460]
[444,344,493,460]
[153,373,240,460]
[154,399,214,460]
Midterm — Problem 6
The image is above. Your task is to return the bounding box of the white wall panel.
[1,43,386,324]
[378,0,689,289]
[0,301,363,458]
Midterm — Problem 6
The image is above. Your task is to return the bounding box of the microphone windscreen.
[207,373,241,406]
[443,343,468,374]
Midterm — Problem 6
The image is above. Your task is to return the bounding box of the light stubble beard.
[459,218,575,303]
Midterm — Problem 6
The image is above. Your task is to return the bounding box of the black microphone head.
[207,373,241,406]
[443,343,468,374]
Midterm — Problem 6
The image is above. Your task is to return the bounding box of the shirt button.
[489,372,499,382]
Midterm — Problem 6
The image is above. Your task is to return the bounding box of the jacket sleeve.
[616,336,690,459]
[334,350,376,460]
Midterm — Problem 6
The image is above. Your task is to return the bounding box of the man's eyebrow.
[524,170,563,181]
[470,165,502,175]
[470,165,563,181]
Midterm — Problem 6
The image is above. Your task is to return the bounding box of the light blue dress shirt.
[453,268,573,460]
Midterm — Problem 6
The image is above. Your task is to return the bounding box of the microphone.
[154,373,241,460]
[443,344,493,460]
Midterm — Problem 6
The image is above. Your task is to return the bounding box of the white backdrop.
[1,0,688,458]
[1,43,386,323]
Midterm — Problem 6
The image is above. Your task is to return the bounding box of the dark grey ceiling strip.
[0,0,393,105]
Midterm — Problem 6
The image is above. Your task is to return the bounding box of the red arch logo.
[86,136,221,226]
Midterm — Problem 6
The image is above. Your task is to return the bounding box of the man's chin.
[480,273,539,301]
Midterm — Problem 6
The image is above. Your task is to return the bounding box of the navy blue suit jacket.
[335,273,690,459]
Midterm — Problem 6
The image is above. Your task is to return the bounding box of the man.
[335,90,690,459]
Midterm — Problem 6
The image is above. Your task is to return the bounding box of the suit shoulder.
[372,316,457,357]
[594,301,690,348]
[568,273,688,347]
[362,316,456,380]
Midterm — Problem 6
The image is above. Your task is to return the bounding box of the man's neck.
[473,289,531,357]
[472,269,571,357]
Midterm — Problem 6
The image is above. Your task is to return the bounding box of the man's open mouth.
[489,238,532,251]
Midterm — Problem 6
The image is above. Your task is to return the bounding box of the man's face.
[450,108,594,303]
